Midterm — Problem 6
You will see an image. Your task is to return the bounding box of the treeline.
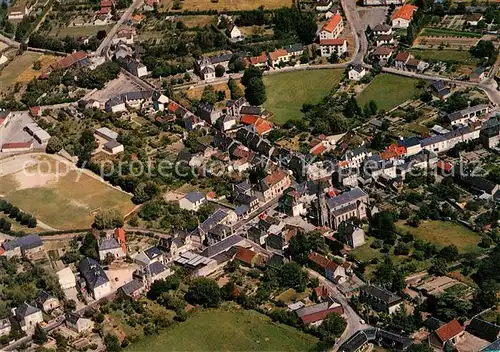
[29,33,101,53]
[0,200,38,230]
[75,62,121,89]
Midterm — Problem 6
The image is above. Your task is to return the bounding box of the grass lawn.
[264,69,343,124]
[349,237,384,263]
[420,28,482,38]
[167,0,292,11]
[409,48,480,65]
[357,74,421,111]
[276,288,312,303]
[129,309,317,351]
[396,220,481,254]
[49,25,113,37]
[0,51,42,91]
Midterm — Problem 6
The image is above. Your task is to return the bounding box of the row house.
[447,104,489,126]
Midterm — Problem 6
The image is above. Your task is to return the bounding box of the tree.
[374,256,395,287]
[368,100,377,115]
[46,136,63,154]
[241,66,262,86]
[215,64,225,77]
[228,78,243,99]
[186,277,220,308]
[96,30,107,40]
[245,77,266,106]
[93,208,124,229]
[278,262,306,292]
[328,51,339,64]
[33,60,41,70]
[469,40,495,59]
[201,85,216,105]
[391,270,406,292]
[318,313,347,340]
[439,245,459,262]
[148,276,181,300]
[9,206,20,218]
[104,334,121,352]
[429,257,448,276]
[33,323,48,345]
[28,217,37,228]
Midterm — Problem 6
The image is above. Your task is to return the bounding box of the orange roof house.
[234,247,264,267]
[254,118,272,135]
[311,143,327,155]
[114,228,126,252]
[322,13,342,33]
[392,4,418,21]
[249,53,268,65]
[268,49,288,62]
[320,38,347,46]
[240,114,258,125]
[433,320,465,348]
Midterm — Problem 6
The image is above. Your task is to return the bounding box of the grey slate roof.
[482,338,500,351]
[144,247,163,260]
[295,298,336,317]
[119,279,144,296]
[104,140,122,149]
[240,105,262,116]
[467,317,500,342]
[326,187,367,210]
[360,285,402,305]
[37,290,55,304]
[200,234,244,258]
[78,257,109,290]
[148,261,167,276]
[285,43,304,54]
[184,191,205,203]
[99,237,121,251]
[3,234,43,251]
[16,302,40,320]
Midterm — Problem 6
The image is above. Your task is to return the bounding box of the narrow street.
[306,269,370,350]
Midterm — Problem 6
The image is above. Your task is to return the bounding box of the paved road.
[306,269,370,349]
[95,0,144,57]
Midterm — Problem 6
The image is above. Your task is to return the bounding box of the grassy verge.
[264,69,343,125]
[421,28,483,38]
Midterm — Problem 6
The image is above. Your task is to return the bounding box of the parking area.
[85,73,147,102]
[357,7,387,30]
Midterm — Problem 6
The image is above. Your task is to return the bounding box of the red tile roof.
[322,13,342,33]
[373,46,393,56]
[97,6,111,14]
[241,114,258,125]
[320,38,346,46]
[167,102,179,112]
[263,169,288,187]
[269,49,288,61]
[308,252,330,268]
[254,118,272,135]
[437,160,453,172]
[51,51,88,71]
[301,306,344,324]
[1,142,32,149]
[435,320,464,343]
[392,4,418,21]
[394,52,411,62]
[235,247,258,265]
[29,106,41,116]
[311,143,327,155]
[249,53,267,65]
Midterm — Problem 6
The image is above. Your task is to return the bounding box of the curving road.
[306,269,370,350]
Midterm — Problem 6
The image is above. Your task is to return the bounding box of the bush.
[479,236,493,248]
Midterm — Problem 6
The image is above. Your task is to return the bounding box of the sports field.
[264,69,343,124]
[130,309,317,351]
[397,220,482,254]
[357,73,421,111]
[0,155,134,230]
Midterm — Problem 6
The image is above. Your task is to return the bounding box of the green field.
[0,51,41,91]
[130,309,317,351]
[264,69,343,124]
[349,237,384,263]
[421,28,483,38]
[50,25,113,37]
[0,157,134,230]
[397,220,482,254]
[357,74,421,111]
[409,48,480,64]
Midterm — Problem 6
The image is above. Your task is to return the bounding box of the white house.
[0,318,11,337]
[104,140,124,154]
[392,4,418,29]
[319,13,343,40]
[227,24,242,39]
[57,267,76,290]
[268,49,289,67]
[98,235,126,261]
[373,23,392,36]
[7,6,27,20]
[348,65,366,81]
[66,313,94,334]
[320,38,348,57]
[179,191,206,211]
[111,28,135,46]
[14,303,43,332]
